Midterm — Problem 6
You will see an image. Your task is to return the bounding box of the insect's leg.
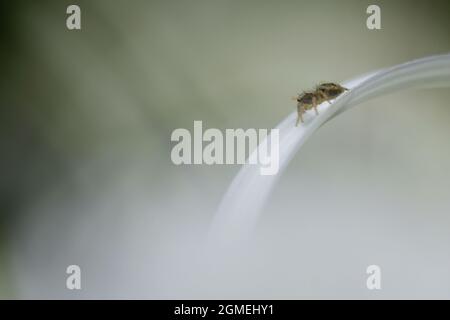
[296,104,304,126]
[296,114,303,126]
[312,96,318,115]
[316,91,328,105]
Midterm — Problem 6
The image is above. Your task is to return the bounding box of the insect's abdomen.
[326,89,341,98]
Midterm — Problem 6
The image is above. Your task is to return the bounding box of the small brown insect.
[293,82,349,126]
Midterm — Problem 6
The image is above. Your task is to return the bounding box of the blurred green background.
[0,0,450,298]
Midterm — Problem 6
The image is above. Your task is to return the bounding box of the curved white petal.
[209,53,450,247]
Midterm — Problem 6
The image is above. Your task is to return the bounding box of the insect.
[293,82,349,126]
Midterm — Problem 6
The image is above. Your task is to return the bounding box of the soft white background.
[3,0,450,298]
